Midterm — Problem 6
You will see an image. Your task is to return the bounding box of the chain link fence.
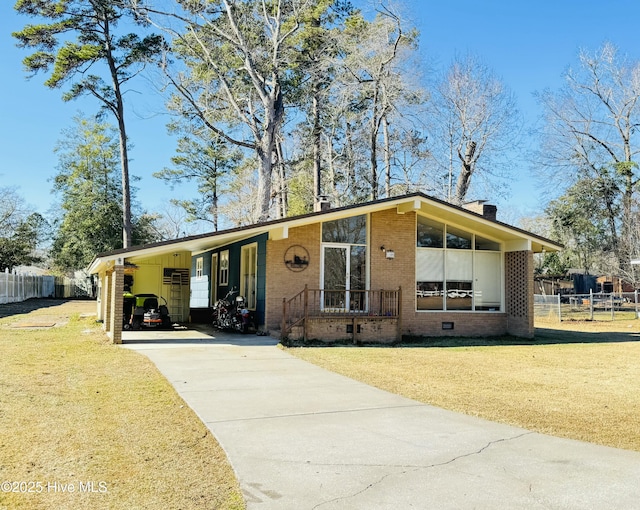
[535,292,640,322]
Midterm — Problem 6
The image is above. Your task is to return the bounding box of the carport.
[88,227,271,344]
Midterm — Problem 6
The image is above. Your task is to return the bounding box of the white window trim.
[415,217,504,313]
[219,250,229,286]
[240,243,258,310]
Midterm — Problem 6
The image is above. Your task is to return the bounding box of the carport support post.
[104,271,113,333]
[108,263,124,344]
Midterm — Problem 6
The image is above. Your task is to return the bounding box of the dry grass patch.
[288,320,640,452]
[0,301,244,510]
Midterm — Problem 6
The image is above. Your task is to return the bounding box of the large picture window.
[416,217,502,312]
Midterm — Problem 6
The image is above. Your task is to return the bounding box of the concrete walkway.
[123,329,640,509]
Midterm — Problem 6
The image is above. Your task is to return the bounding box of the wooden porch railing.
[281,285,402,340]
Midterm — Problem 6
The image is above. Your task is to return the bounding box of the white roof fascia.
[88,193,561,274]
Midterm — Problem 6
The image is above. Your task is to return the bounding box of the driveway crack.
[311,431,534,509]
[426,431,534,469]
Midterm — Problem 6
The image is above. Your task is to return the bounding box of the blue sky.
[1,0,638,226]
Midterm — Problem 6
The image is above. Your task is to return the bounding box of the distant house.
[88,192,561,343]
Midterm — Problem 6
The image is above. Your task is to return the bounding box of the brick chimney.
[314,196,331,212]
[462,200,497,221]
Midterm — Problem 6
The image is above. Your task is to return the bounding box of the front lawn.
[0,303,244,510]
[288,320,640,451]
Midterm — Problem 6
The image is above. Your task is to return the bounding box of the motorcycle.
[212,288,252,333]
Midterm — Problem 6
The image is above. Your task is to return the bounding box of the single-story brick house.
[89,192,561,343]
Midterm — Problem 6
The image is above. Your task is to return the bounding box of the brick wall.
[505,250,534,338]
[104,271,112,333]
[402,311,507,338]
[265,223,321,332]
[107,265,124,344]
[267,209,532,341]
[369,209,415,298]
[303,317,399,344]
[369,209,509,337]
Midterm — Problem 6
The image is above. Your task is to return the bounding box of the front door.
[322,245,366,311]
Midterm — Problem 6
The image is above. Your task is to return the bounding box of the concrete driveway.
[123,329,640,509]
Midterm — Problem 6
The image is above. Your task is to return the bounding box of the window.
[416,281,443,310]
[474,252,501,310]
[196,257,203,279]
[446,250,472,310]
[417,216,444,248]
[322,215,366,244]
[219,250,229,286]
[416,216,501,312]
[241,244,257,309]
[417,245,444,310]
[476,235,501,251]
[446,225,472,249]
[321,215,367,311]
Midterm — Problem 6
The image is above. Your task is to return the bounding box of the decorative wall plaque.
[284,245,310,272]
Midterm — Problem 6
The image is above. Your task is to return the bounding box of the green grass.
[0,304,244,510]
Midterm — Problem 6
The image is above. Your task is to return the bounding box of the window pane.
[349,246,367,311]
[476,235,500,251]
[446,281,473,310]
[350,246,366,291]
[324,247,346,291]
[417,216,444,247]
[446,226,472,249]
[322,215,366,244]
[446,251,473,280]
[417,282,443,310]
[219,250,229,286]
[475,252,501,311]
[323,247,346,309]
[241,245,257,309]
[417,249,444,280]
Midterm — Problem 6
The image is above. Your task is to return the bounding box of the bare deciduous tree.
[426,53,522,205]
[535,42,640,275]
[336,6,420,200]
[135,0,316,222]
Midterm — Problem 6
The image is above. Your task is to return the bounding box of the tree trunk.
[275,141,287,218]
[103,16,132,248]
[369,90,380,201]
[383,113,391,197]
[116,110,132,249]
[255,76,284,222]
[454,140,477,204]
[326,129,336,195]
[210,162,218,232]
[312,90,322,205]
